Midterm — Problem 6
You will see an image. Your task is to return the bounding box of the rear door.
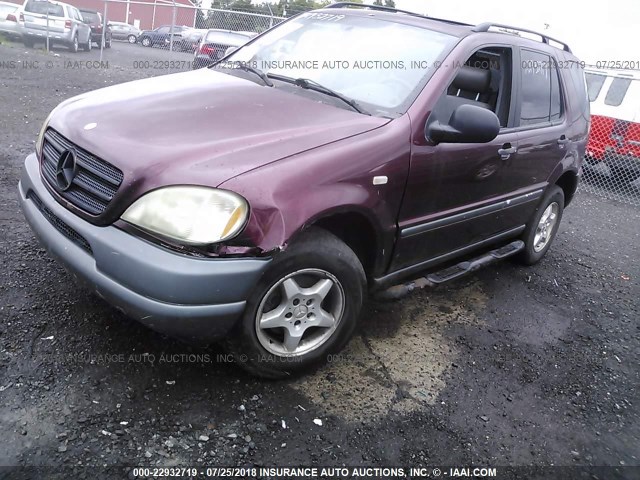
[510,48,568,195]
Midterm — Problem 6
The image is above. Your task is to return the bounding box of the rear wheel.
[226,227,366,379]
[517,185,564,265]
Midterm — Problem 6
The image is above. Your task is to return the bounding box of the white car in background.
[20,0,92,52]
[0,1,21,39]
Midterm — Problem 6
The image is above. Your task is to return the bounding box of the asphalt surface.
[0,39,639,478]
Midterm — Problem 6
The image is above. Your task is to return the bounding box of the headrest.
[452,66,491,93]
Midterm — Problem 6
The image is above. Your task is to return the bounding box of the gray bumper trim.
[18,153,271,342]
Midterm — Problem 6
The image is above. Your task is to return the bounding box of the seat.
[432,66,492,126]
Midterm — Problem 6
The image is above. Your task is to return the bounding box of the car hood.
[47,69,387,218]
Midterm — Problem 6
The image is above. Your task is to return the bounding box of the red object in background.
[587,115,640,160]
[587,115,617,160]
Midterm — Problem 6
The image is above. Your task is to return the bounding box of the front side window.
[225,13,457,116]
[519,49,563,126]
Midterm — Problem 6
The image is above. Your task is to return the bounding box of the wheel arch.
[555,169,579,207]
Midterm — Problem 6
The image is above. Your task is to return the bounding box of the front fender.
[218,115,412,271]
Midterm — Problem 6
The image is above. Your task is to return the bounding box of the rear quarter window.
[24,1,64,16]
[605,78,632,107]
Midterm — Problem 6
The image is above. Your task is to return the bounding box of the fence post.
[45,9,49,53]
[169,0,176,53]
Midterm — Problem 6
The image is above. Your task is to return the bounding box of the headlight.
[121,186,249,245]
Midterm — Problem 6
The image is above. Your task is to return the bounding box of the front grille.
[41,129,123,215]
[28,192,93,254]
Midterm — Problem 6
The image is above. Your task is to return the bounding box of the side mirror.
[426,104,500,145]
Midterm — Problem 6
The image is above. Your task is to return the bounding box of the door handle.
[498,144,517,160]
[557,135,570,146]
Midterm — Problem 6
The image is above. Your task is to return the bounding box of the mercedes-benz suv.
[18,3,590,378]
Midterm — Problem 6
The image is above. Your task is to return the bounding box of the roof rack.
[324,2,472,27]
[472,22,572,52]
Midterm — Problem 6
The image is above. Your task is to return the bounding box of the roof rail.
[324,2,472,27]
[473,22,572,52]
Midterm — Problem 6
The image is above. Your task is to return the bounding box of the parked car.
[0,1,21,40]
[20,0,91,52]
[176,27,206,52]
[137,24,188,48]
[584,68,640,181]
[109,20,139,43]
[18,4,589,378]
[79,8,111,48]
[192,29,255,68]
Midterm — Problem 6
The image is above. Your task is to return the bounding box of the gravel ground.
[0,40,639,478]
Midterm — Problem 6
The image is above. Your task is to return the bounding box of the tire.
[128,34,137,44]
[226,227,366,379]
[81,37,92,52]
[140,36,151,47]
[517,185,564,266]
[69,35,79,53]
[105,35,112,48]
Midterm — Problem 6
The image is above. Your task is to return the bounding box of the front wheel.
[226,227,366,379]
[517,185,565,265]
[81,37,92,52]
[127,34,137,44]
[140,36,151,47]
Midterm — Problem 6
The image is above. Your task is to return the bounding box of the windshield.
[224,12,456,116]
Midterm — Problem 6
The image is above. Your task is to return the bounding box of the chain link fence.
[581,70,640,206]
[102,0,285,51]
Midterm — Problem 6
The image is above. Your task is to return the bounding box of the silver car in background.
[0,1,21,39]
[21,0,91,52]
[109,20,140,43]
[193,29,256,69]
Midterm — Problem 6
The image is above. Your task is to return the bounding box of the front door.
[391,45,537,272]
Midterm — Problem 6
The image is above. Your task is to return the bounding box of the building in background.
[5,0,197,31]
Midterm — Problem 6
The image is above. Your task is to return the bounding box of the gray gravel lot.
[0,39,639,478]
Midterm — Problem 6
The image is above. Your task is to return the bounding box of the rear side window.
[605,78,632,106]
[519,49,563,126]
[25,0,64,17]
[585,73,606,101]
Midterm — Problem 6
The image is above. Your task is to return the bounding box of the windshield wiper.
[219,62,273,87]
[268,74,369,115]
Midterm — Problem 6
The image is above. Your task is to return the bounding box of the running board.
[377,240,525,300]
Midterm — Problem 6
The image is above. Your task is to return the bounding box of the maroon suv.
[18,3,590,378]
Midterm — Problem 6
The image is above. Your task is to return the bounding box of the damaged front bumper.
[18,153,271,342]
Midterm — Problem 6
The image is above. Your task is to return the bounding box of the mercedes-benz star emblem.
[55,149,77,191]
